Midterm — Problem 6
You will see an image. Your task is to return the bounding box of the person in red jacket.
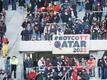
[53,2,61,12]
[75,61,82,71]
[72,69,78,80]
[28,69,39,80]
[2,35,9,44]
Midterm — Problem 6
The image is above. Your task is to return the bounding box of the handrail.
[61,69,71,80]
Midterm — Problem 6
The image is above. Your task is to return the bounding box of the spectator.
[97,58,103,78]
[61,9,72,23]
[50,68,57,80]
[75,60,82,71]
[0,69,7,80]
[55,64,63,79]
[3,0,9,10]
[1,20,6,34]
[81,58,87,69]
[21,28,31,41]
[61,0,70,12]
[57,25,63,35]
[74,20,83,34]
[99,23,107,39]
[36,0,45,9]
[51,56,57,66]
[38,57,46,73]
[44,23,50,40]
[79,0,85,12]
[0,0,3,13]
[102,56,107,79]
[68,57,75,67]
[25,0,30,8]
[33,59,38,69]
[64,26,72,34]
[26,23,33,40]
[91,57,96,77]
[2,35,9,57]
[0,20,7,38]
[12,0,17,10]
[30,0,36,12]
[85,0,91,14]
[81,69,90,80]
[22,18,29,28]
[52,12,60,23]
[53,2,61,12]
[50,23,57,40]
[28,69,39,80]
[70,0,77,18]
[72,69,78,80]
[19,0,25,8]
[24,56,33,78]
[5,57,11,73]
[104,15,107,29]
[5,57,11,79]
[95,2,102,22]
[91,21,99,40]
[34,22,41,40]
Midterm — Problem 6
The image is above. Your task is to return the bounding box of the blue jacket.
[24,59,33,68]
[5,59,11,73]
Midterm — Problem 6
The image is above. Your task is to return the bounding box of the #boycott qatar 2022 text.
[53,35,90,53]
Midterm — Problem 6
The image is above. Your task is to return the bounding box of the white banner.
[52,34,90,54]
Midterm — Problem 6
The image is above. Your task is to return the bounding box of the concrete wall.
[19,40,107,52]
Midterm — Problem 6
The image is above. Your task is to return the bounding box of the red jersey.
[28,71,38,80]
[72,71,78,80]
[75,63,82,71]
[53,5,61,12]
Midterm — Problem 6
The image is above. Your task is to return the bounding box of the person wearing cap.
[10,56,18,79]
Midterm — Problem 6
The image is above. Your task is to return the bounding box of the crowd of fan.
[0,69,9,80]
[0,11,6,39]
[23,55,107,80]
[20,0,107,41]
[0,10,8,56]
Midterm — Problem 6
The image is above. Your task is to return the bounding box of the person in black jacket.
[19,0,25,7]
[102,56,107,79]
[81,69,90,80]
[0,20,6,38]
[21,28,30,41]
[36,0,45,9]
[97,59,103,78]
[0,0,3,13]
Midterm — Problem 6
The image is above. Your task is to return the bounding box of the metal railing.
[23,66,104,80]
[21,32,107,41]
